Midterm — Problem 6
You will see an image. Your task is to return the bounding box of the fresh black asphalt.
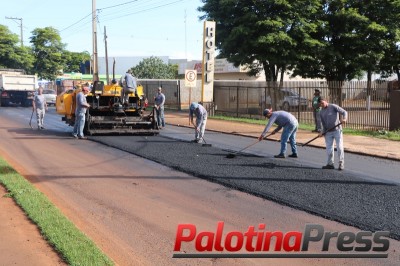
[91,134,400,240]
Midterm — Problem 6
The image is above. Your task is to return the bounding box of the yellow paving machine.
[56,81,159,135]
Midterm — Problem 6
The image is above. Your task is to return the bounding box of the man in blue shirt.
[258,109,298,158]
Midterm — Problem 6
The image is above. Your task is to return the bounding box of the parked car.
[42,89,57,106]
[277,88,308,111]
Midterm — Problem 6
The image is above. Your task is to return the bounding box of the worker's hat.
[190,102,199,111]
[263,108,272,116]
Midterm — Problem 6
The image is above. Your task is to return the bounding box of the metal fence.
[49,78,395,131]
[213,80,392,130]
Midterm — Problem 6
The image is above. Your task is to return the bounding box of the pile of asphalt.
[92,135,400,240]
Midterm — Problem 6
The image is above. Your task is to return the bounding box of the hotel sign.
[201,21,216,102]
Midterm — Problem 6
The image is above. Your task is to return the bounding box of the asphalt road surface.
[1,107,399,266]
[93,129,400,240]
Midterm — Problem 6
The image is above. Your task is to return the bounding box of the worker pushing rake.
[227,108,299,159]
[188,102,209,145]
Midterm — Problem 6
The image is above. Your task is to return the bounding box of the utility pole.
[92,0,99,82]
[104,26,109,85]
[184,10,187,59]
[5,16,23,47]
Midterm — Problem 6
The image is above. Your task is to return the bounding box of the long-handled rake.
[29,109,34,129]
[226,132,274,159]
[193,126,212,147]
[200,136,212,147]
[302,122,342,147]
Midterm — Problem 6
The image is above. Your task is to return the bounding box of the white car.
[277,88,308,111]
[42,89,57,106]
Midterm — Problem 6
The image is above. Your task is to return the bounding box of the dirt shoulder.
[0,185,65,265]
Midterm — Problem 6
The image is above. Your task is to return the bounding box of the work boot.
[288,153,298,158]
[322,164,335,169]
[274,154,285,158]
[338,162,344,170]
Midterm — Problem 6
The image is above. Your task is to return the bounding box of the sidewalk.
[165,111,400,161]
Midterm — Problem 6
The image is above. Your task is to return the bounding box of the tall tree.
[30,27,65,80]
[0,25,34,71]
[293,0,400,102]
[62,51,91,73]
[132,56,178,79]
[199,0,321,82]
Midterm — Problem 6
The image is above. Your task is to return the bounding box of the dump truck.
[0,69,37,107]
[56,80,159,135]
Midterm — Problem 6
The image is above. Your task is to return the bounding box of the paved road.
[91,127,400,240]
[8,107,400,239]
[1,107,400,265]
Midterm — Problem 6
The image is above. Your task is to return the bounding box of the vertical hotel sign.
[201,21,216,102]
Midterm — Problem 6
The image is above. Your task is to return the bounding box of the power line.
[99,0,185,23]
[98,0,139,11]
[60,12,93,32]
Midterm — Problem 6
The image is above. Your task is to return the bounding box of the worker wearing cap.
[312,89,322,132]
[189,102,207,143]
[258,109,298,158]
[72,87,91,139]
[318,96,347,170]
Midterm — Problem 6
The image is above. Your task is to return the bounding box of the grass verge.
[210,115,400,141]
[0,158,114,266]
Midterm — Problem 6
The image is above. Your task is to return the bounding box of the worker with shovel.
[317,96,348,170]
[258,109,298,158]
[189,102,207,143]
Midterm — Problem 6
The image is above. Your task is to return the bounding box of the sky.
[1,0,206,60]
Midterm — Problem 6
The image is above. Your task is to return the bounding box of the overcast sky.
[1,0,205,60]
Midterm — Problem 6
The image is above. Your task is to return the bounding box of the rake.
[226,132,274,159]
[302,122,342,147]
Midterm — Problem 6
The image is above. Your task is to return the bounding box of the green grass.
[0,158,114,266]
[210,115,400,141]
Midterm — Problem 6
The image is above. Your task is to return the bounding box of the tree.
[199,0,400,104]
[292,0,400,102]
[0,25,34,71]
[132,56,178,79]
[199,0,321,82]
[30,27,65,80]
[62,51,91,73]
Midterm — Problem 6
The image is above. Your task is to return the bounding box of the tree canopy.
[132,56,178,79]
[62,50,91,73]
[30,27,65,80]
[199,0,400,82]
[0,25,34,71]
